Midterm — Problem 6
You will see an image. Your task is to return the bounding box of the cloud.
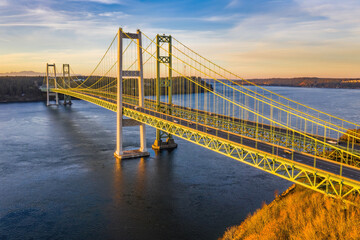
[184,0,360,78]
[0,0,7,6]
[227,0,360,47]
[226,0,240,8]
[295,0,360,25]
[0,6,118,38]
[70,0,125,4]
[295,0,360,20]
[98,11,129,17]
[200,15,240,22]
[0,0,359,78]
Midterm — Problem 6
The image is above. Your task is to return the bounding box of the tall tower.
[46,63,59,106]
[114,28,150,160]
[62,64,72,105]
[152,34,177,150]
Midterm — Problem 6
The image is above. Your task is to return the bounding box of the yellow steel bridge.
[44,28,360,202]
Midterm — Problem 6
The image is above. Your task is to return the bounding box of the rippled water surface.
[0,87,359,239]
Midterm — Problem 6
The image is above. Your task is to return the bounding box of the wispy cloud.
[226,0,240,8]
[189,0,360,77]
[0,0,7,6]
[98,11,129,17]
[294,0,360,39]
[0,0,359,77]
[200,15,240,22]
[0,6,117,37]
[70,0,126,4]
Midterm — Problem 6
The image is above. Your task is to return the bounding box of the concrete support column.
[46,64,50,106]
[115,28,123,157]
[54,64,59,105]
[63,64,72,105]
[114,28,149,160]
[137,29,147,152]
[46,63,58,106]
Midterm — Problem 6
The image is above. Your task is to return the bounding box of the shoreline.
[0,99,46,104]
[1,84,359,104]
[236,84,360,89]
[232,77,360,89]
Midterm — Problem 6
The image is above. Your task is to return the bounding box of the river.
[0,86,359,239]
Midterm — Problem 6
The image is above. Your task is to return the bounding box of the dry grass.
[220,185,360,240]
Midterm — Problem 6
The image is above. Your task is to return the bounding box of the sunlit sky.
[0,0,359,78]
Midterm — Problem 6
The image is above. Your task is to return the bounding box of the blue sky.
[0,0,359,77]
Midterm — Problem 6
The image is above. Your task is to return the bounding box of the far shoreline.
[232,77,360,89]
[1,76,359,104]
[1,84,359,104]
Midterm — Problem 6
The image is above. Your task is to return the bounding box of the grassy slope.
[220,185,360,240]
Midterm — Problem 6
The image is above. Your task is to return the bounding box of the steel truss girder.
[122,107,360,201]
[58,88,360,167]
[121,93,360,167]
[54,89,117,111]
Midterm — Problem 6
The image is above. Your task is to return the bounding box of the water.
[0,87,359,240]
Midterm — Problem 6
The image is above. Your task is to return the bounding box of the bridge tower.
[46,63,59,106]
[62,64,72,105]
[114,28,150,160]
[152,34,178,150]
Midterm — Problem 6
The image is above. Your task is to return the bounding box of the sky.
[0,0,359,78]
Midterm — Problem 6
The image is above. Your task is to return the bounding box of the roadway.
[125,103,360,183]
[56,89,360,183]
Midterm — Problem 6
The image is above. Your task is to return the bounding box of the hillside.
[220,185,360,240]
[0,76,45,102]
[0,76,212,103]
[234,77,360,89]
[0,71,44,77]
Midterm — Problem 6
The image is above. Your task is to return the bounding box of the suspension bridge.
[44,28,360,202]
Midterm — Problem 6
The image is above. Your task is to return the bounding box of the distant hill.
[0,71,45,76]
[233,77,360,89]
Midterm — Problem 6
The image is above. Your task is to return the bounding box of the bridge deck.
[128,104,360,182]
[66,89,360,165]
[54,89,360,181]
[52,88,360,199]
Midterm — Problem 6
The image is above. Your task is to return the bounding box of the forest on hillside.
[0,76,45,102]
[0,76,213,103]
[233,77,360,89]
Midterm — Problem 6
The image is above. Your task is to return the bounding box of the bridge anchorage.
[44,27,360,203]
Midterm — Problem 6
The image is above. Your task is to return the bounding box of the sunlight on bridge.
[43,28,360,203]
